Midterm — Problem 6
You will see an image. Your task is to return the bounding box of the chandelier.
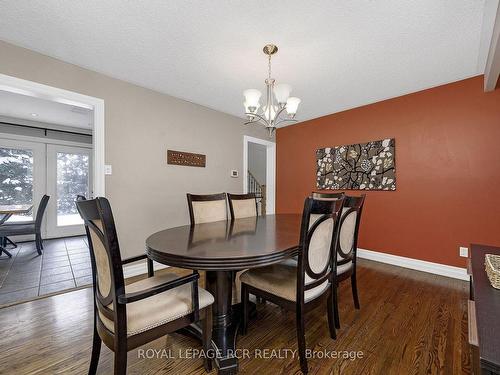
[243,44,301,136]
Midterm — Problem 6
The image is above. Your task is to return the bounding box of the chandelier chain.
[268,54,272,80]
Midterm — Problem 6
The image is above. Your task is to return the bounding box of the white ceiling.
[0,1,496,124]
[0,90,93,129]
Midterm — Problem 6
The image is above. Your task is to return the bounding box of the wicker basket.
[485,254,500,289]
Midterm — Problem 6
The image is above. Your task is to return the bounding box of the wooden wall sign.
[167,150,206,167]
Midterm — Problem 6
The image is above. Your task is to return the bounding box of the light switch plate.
[104,165,112,175]
[231,170,238,178]
[459,246,468,258]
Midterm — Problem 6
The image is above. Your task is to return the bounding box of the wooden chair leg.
[88,319,102,375]
[147,258,154,277]
[35,234,42,255]
[351,273,360,309]
[333,283,340,329]
[113,347,127,375]
[201,307,213,372]
[296,307,308,374]
[327,289,337,340]
[241,284,249,335]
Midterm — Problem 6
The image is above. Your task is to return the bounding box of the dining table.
[0,204,33,258]
[146,214,302,374]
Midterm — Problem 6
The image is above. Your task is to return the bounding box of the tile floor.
[0,236,91,306]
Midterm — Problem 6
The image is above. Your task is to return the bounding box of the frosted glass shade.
[286,97,301,115]
[243,89,262,108]
[274,83,292,105]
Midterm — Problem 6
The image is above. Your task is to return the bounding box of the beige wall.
[0,40,271,258]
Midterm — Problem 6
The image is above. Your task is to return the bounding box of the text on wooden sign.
[167,150,206,167]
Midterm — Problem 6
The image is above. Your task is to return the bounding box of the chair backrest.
[34,195,50,231]
[227,193,258,219]
[76,197,125,331]
[336,195,365,267]
[311,192,344,200]
[186,193,227,225]
[296,196,344,302]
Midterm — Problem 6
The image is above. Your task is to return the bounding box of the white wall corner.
[357,248,469,281]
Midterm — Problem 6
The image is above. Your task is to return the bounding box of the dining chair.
[0,195,50,255]
[227,193,258,219]
[332,194,365,329]
[240,196,344,374]
[186,193,227,224]
[76,197,214,375]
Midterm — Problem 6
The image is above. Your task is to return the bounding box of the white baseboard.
[123,261,169,279]
[357,248,468,281]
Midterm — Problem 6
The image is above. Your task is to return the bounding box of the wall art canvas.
[316,138,396,190]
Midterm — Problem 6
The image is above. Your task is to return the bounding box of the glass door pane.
[0,147,34,222]
[56,152,89,226]
[46,144,92,237]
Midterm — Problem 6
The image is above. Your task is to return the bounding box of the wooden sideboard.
[469,244,500,374]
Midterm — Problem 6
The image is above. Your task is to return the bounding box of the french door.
[46,145,92,237]
[0,139,45,223]
[0,138,92,238]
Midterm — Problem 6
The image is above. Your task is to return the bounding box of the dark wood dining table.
[0,204,33,258]
[146,214,302,374]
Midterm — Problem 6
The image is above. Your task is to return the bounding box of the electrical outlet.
[459,246,468,258]
[104,165,112,175]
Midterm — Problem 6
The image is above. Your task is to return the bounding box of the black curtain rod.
[0,121,92,137]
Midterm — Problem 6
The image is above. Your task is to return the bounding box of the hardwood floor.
[0,259,471,374]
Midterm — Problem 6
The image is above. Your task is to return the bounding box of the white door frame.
[0,73,105,197]
[243,135,276,215]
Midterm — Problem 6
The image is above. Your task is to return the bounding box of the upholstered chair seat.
[240,263,330,302]
[99,273,214,336]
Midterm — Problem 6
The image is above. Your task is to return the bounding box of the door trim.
[243,135,276,215]
[0,73,105,196]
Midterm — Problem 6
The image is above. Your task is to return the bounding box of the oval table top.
[146,214,301,270]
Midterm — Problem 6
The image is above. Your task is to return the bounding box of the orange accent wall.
[276,76,500,267]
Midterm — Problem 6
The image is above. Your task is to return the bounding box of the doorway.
[243,135,276,215]
[0,74,104,305]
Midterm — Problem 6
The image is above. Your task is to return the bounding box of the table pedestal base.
[177,270,255,375]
